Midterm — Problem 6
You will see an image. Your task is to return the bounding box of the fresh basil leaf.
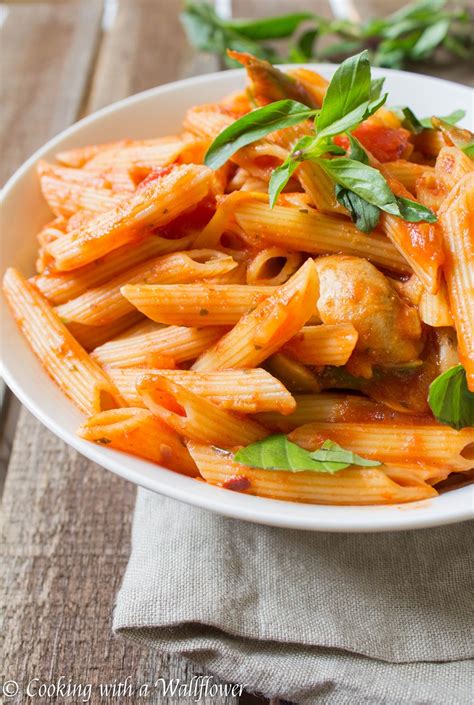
[317,94,387,141]
[269,157,299,207]
[317,50,371,133]
[419,109,466,128]
[289,28,319,61]
[310,440,382,467]
[346,134,369,164]
[319,158,397,210]
[401,107,424,134]
[395,196,437,223]
[462,142,474,158]
[320,158,437,223]
[234,434,350,474]
[228,13,312,40]
[410,18,450,59]
[335,185,381,232]
[204,100,317,169]
[428,364,474,430]
[370,77,386,100]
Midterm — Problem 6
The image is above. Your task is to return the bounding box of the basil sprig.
[204,50,437,229]
[428,364,474,431]
[182,0,474,70]
[234,435,381,474]
[204,100,318,169]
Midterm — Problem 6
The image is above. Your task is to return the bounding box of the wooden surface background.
[1,1,472,704]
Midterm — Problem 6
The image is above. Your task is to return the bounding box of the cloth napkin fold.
[114,489,473,704]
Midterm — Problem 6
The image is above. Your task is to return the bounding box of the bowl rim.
[2,64,473,532]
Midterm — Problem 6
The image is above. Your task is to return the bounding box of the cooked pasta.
[4,52,472,508]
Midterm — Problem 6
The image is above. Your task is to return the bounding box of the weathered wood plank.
[0,1,103,184]
[1,1,238,703]
[0,2,104,486]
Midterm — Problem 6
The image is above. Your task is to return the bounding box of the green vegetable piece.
[234,435,381,474]
[234,434,349,474]
[335,185,380,232]
[428,365,474,430]
[204,99,317,169]
[310,440,382,467]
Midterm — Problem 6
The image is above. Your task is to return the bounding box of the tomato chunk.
[334,124,411,162]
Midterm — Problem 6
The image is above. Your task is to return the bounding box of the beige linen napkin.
[114,489,473,704]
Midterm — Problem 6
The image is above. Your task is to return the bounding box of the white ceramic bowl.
[1,65,473,531]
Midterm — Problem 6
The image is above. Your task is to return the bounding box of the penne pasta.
[3,269,123,414]
[234,200,409,273]
[77,408,198,476]
[67,312,143,351]
[289,421,474,472]
[283,324,358,367]
[255,393,410,432]
[6,54,472,509]
[32,233,192,305]
[121,283,276,326]
[382,160,434,194]
[106,367,296,414]
[55,250,237,326]
[91,322,226,368]
[435,145,474,192]
[186,442,436,505]
[419,279,454,327]
[46,164,212,270]
[38,161,122,217]
[378,169,443,293]
[192,259,318,371]
[439,173,474,390]
[246,247,303,286]
[137,374,269,446]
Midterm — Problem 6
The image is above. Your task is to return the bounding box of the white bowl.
[1,65,473,531]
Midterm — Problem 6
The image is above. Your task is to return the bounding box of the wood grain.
[1,2,237,703]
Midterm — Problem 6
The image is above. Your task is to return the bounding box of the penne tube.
[283,324,358,367]
[192,190,258,249]
[67,312,143,351]
[255,393,412,432]
[192,259,318,371]
[32,233,192,305]
[120,283,276,326]
[264,353,321,393]
[38,161,122,217]
[91,322,226,368]
[186,442,437,505]
[55,250,237,326]
[83,135,196,174]
[205,260,248,284]
[106,367,296,414]
[415,170,445,213]
[435,145,474,192]
[377,170,443,293]
[184,105,233,139]
[382,160,434,194]
[419,279,454,327]
[3,269,123,414]
[77,407,198,476]
[289,421,474,472]
[137,375,269,446]
[56,140,129,168]
[46,164,212,270]
[439,173,474,390]
[246,247,303,286]
[234,200,409,273]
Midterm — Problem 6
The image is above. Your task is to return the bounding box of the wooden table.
[1,2,472,704]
